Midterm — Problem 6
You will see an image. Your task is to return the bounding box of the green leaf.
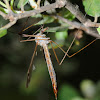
[0,29,7,38]
[95,81,100,99]
[71,97,86,100]
[35,15,54,25]
[0,1,7,8]
[59,8,75,21]
[80,80,96,98]
[97,26,100,35]
[10,0,14,9]
[83,0,100,17]
[59,84,80,100]
[55,31,68,40]
[0,7,7,13]
[47,26,68,33]
[17,0,29,9]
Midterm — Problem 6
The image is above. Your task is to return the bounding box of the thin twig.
[65,0,100,27]
[65,0,89,24]
[55,15,100,38]
[0,11,7,18]
[0,18,17,30]
[0,0,100,39]
[0,0,66,30]
[3,0,12,13]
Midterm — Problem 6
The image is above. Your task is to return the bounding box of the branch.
[0,11,7,18]
[0,0,100,37]
[3,0,13,14]
[55,15,100,38]
[0,0,66,30]
[65,0,89,24]
[65,0,100,27]
[16,0,66,19]
[0,18,17,30]
[84,21,100,27]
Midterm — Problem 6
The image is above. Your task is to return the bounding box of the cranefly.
[21,27,59,99]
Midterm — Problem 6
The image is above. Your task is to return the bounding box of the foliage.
[83,0,100,17]
[0,29,7,38]
[59,84,80,100]
[97,26,100,34]
[17,0,29,9]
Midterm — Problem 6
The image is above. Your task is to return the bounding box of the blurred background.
[0,0,100,100]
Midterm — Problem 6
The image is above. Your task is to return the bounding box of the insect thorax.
[35,33,50,46]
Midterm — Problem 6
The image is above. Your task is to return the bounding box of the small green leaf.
[0,29,7,38]
[95,81,100,99]
[35,16,54,25]
[0,7,7,13]
[0,1,7,8]
[83,0,100,17]
[97,26,100,35]
[59,8,75,21]
[72,97,86,100]
[59,84,80,100]
[10,0,14,7]
[55,31,68,40]
[47,26,68,33]
[17,0,29,9]
[80,80,96,98]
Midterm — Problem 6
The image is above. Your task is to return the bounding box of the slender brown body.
[35,29,58,99]
[43,44,57,99]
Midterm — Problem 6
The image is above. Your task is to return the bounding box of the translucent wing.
[32,64,36,70]
[26,43,38,88]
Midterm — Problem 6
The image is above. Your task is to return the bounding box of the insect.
[18,2,98,99]
[20,24,97,99]
[20,27,67,100]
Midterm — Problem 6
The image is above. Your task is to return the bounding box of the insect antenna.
[18,17,30,36]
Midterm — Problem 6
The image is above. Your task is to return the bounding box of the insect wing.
[33,64,36,70]
[26,43,38,88]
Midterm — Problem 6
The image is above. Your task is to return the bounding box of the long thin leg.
[59,2,94,65]
[22,34,42,37]
[18,17,30,41]
[18,20,43,41]
[23,27,48,40]
[20,38,49,42]
[50,41,60,64]
[59,32,78,65]
[50,40,69,65]
[60,38,97,65]
[51,41,66,54]
[18,17,30,36]
[27,26,43,40]
[50,38,97,65]
[68,38,97,58]
[22,21,40,32]
[26,43,38,88]
[66,32,78,54]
